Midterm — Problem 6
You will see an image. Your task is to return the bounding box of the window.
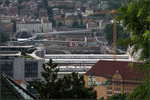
[114,88,121,91]
[25,61,38,78]
[1,61,13,78]
[127,88,129,91]
[107,87,112,90]
[124,88,126,91]
[107,91,112,94]
[114,82,121,86]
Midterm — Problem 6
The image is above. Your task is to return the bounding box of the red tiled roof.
[85,60,144,80]
[14,80,23,84]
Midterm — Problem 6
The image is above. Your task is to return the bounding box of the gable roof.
[14,79,23,84]
[1,73,37,100]
[85,60,144,80]
[14,79,29,85]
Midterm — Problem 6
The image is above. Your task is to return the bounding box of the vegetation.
[104,24,129,45]
[57,22,63,27]
[34,59,97,99]
[105,13,113,20]
[12,20,16,32]
[18,0,24,4]
[116,0,149,99]
[72,21,79,28]
[58,5,74,10]
[108,93,127,100]
[21,48,36,57]
[5,0,10,5]
[0,31,9,43]
[18,5,23,14]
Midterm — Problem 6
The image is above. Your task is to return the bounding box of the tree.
[0,1,2,5]
[104,24,129,45]
[33,59,59,99]
[108,93,127,100]
[58,22,63,27]
[43,0,48,9]
[77,13,82,19]
[107,0,122,9]
[18,5,23,14]
[116,0,149,99]
[0,31,9,43]
[72,21,79,28]
[12,20,16,32]
[105,13,113,20]
[5,0,10,5]
[33,59,97,99]
[18,0,24,4]
[57,72,97,99]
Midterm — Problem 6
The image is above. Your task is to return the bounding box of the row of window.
[124,88,132,92]
[107,91,112,94]
[114,88,121,91]
[1,61,38,78]
[107,87,112,90]
[25,61,38,77]
[106,87,133,93]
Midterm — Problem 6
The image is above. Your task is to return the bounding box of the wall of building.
[95,76,107,99]
[84,75,107,99]
[13,58,25,80]
[16,23,52,33]
[84,74,142,99]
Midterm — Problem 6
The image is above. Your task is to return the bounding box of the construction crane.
[89,10,117,60]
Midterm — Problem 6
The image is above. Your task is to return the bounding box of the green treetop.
[34,59,97,99]
[115,0,150,99]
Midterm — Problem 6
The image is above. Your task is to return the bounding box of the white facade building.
[16,19,52,33]
[98,1,108,10]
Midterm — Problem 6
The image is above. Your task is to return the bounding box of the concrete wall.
[38,59,45,81]
[13,58,25,80]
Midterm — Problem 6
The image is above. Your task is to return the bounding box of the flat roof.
[0,45,34,48]
[45,59,132,64]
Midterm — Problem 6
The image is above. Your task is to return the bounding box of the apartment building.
[0,45,45,82]
[16,19,52,33]
[84,60,144,99]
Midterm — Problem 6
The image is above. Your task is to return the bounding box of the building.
[16,19,52,33]
[48,1,62,7]
[14,79,29,90]
[63,9,78,18]
[53,8,63,20]
[82,8,93,17]
[0,45,45,82]
[84,60,144,99]
[64,15,81,26]
[1,73,37,99]
[74,2,82,9]
[98,1,108,10]
[13,29,37,41]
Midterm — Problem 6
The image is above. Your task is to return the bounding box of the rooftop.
[85,60,144,80]
[1,73,37,99]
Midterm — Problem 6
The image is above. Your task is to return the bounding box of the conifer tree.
[34,59,97,99]
[33,59,59,99]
